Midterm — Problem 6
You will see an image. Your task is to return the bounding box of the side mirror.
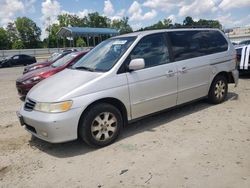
[128,58,145,71]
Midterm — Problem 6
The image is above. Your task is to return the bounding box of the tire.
[79,103,123,147]
[208,75,228,104]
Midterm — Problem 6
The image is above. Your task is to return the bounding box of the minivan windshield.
[72,37,136,72]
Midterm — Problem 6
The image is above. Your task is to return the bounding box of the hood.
[1,58,9,64]
[23,61,52,74]
[28,68,103,102]
[17,66,55,82]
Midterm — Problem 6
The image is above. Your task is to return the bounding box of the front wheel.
[79,103,123,147]
[208,75,228,104]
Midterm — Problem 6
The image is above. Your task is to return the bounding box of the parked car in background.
[239,40,250,46]
[17,29,238,147]
[235,44,250,74]
[62,48,78,53]
[23,51,72,74]
[0,54,36,68]
[16,51,89,97]
[0,58,3,66]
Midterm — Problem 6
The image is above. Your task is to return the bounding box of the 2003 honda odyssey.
[17,29,239,147]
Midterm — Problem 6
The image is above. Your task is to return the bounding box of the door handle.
[179,67,188,74]
[166,70,175,77]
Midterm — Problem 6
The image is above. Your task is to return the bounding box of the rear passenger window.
[130,34,170,68]
[168,30,228,61]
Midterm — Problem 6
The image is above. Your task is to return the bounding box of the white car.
[235,44,250,73]
[17,28,238,147]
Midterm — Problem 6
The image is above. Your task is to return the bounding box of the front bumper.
[18,105,83,143]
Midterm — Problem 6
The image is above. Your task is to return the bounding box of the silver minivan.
[17,29,239,147]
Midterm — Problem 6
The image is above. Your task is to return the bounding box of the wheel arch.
[212,71,235,84]
[77,97,128,136]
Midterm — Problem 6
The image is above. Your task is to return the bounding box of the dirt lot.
[0,67,250,188]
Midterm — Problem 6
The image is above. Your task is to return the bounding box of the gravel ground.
[0,66,250,188]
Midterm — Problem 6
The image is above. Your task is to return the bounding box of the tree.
[182,16,222,29]
[12,40,24,49]
[111,17,132,34]
[58,14,86,27]
[139,16,222,31]
[15,17,41,48]
[138,18,173,31]
[163,18,173,27]
[76,37,86,47]
[196,19,222,29]
[0,28,10,50]
[86,12,111,28]
[6,22,18,47]
[183,16,194,26]
[46,23,61,48]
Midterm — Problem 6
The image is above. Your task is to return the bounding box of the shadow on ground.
[239,73,250,79]
[29,92,238,158]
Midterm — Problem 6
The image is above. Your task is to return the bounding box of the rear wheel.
[208,75,228,104]
[79,103,123,147]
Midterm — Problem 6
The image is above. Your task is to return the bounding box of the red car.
[23,51,72,74]
[16,51,89,97]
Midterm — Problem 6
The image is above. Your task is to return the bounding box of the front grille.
[24,98,36,111]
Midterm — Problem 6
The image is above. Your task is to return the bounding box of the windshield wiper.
[74,66,95,72]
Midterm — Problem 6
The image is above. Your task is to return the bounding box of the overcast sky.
[0,0,250,38]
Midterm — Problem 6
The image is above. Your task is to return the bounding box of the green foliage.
[0,13,223,50]
[57,12,111,28]
[0,27,10,50]
[15,17,41,48]
[111,17,132,34]
[6,22,18,45]
[183,16,194,26]
[47,12,133,47]
[46,23,61,48]
[86,12,111,28]
[138,16,222,31]
[196,19,222,29]
[76,37,86,47]
[139,18,173,31]
[12,40,24,49]
[182,16,222,29]
[58,14,86,27]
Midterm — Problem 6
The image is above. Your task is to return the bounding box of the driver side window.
[13,56,19,60]
[130,34,170,68]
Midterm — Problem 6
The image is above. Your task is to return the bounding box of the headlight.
[23,76,42,84]
[34,100,73,113]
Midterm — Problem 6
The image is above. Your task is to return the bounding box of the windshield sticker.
[113,40,127,45]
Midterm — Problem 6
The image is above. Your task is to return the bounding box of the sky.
[0,0,250,39]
